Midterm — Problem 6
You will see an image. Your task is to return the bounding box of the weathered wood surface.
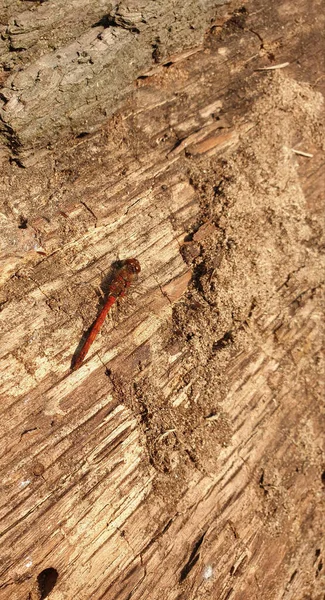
[0,1,324,599]
[0,0,228,156]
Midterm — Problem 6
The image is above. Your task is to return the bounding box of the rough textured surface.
[0,0,228,155]
[0,0,324,599]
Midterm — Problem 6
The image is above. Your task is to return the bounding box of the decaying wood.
[0,0,228,157]
[0,1,324,599]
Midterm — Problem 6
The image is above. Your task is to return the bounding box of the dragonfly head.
[124,258,141,274]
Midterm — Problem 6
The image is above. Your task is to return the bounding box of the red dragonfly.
[72,258,141,370]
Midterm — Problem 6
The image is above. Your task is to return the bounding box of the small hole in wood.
[37,567,58,598]
[18,215,28,229]
[213,330,234,352]
[321,470,325,486]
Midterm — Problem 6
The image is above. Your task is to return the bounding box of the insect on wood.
[72,258,141,370]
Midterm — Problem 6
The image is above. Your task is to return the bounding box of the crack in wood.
[80,200,98,225]
[179,530,207,582]
[19,427,38,441]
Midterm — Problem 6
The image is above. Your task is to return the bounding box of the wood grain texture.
[0,0,324,599]
[0,0,228,154]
